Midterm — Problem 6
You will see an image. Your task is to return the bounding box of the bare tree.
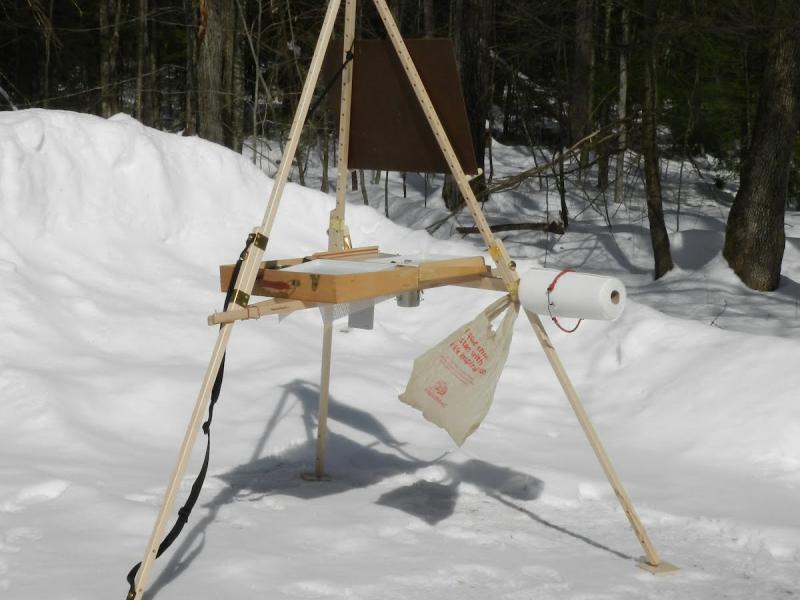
[184,0,197,134]
[442,0,495,211]
[423,0,435,37]
[596,0,613,191]
[99,0,122,117]
[641,0,673,279]
[613,0,629,204]
[135,0,147,121]
[724,12,800,291]
[570,0,594,177]
[197,0,236,146]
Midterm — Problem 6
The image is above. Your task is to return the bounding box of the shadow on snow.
[147,379,632,598]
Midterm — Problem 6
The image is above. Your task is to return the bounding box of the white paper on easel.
[518,269,626,320]
[399,296,518,446]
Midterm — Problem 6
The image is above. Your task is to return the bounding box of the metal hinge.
[230,289,251,308]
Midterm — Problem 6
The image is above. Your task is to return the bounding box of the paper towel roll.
[518,269,626,320]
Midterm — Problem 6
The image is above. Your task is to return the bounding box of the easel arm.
[208,298,318,325]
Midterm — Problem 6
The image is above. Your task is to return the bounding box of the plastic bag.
[399,295,518,446]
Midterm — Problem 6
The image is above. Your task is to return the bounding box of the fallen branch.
[456,221,565,235]
[486,124,620,196]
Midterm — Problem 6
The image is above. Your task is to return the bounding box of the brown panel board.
[323,39,479,175]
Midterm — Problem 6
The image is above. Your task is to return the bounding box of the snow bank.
[1,110,798,598]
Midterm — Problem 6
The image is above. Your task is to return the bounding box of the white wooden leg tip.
[637,560,679,575]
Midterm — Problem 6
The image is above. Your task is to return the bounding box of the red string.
[546,268,582,333]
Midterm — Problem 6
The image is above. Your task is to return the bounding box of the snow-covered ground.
[1,109,798,599]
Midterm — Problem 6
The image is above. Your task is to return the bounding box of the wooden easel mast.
[128,1,674,597]
[309,0,358,482]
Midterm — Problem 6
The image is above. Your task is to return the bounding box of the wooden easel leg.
[312,315,334,480]
[129,1,344,597]
[130,324,234,600]
[524,310,677,573]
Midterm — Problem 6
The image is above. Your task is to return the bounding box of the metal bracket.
[329,214,345,233]
[249,231,268,250]
[506,279,520,302]
[230,289,250,307]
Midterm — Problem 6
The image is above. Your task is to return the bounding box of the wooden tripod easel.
[128,1,676,597]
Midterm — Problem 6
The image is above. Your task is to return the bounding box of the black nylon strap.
[125,239,252,599]
[307,43,355,121]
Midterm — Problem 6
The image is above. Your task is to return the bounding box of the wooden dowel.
[207,299,317,325]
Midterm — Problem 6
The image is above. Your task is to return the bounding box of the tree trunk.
[613,2,629,204]
[231,15,245,152]
[596,0,613,191]
[389,0,406,31]
[321,112,330,193]
[443,0,494,211]
[723,23,800,291]
[135,0,147,121]
[196,0,228,145]
[221,0,243,151]
[359,170,369,205]
[147,13,158,127]
[184,0,197,135]
[99,0,122,117]
[42,0,53,108]
[641,0,673,280]
[570,0,594,176]
[423,0,435,37]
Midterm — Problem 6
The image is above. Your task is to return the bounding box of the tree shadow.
[540,224,652,275]
[146,379,629,597]
[670,230,723,270]
[693,180,735,206]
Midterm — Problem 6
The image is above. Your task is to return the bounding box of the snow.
[1,109,798,599]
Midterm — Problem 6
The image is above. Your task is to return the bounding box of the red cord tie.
[546,268,582,333]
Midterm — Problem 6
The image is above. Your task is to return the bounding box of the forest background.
[1,0,799,291]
